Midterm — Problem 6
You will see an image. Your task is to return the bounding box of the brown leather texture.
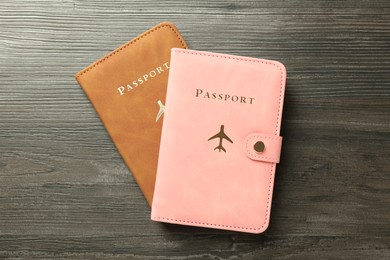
[75,22,188,206]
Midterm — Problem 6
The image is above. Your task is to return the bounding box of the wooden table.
[0,1,389,259]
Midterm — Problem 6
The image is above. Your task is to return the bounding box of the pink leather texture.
[151,48,286,233]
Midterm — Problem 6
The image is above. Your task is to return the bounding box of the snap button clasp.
[244,133,282,163]
[254,141,265,153]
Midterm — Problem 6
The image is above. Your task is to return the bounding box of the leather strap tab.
[244,133,283,163]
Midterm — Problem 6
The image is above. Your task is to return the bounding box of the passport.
[75,22,188,206]
[151,49,286,233]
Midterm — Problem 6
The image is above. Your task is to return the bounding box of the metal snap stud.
[254,141,265,153]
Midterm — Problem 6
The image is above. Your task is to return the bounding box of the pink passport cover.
[151,49,287,233]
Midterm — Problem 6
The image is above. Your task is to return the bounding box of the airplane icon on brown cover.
[208,125,233,152]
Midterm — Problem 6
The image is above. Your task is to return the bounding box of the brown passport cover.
[75,22,188,206]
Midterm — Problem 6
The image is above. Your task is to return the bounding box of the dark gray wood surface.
[0,0,389,259]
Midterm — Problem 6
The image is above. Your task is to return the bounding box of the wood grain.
[0,0,389,259]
